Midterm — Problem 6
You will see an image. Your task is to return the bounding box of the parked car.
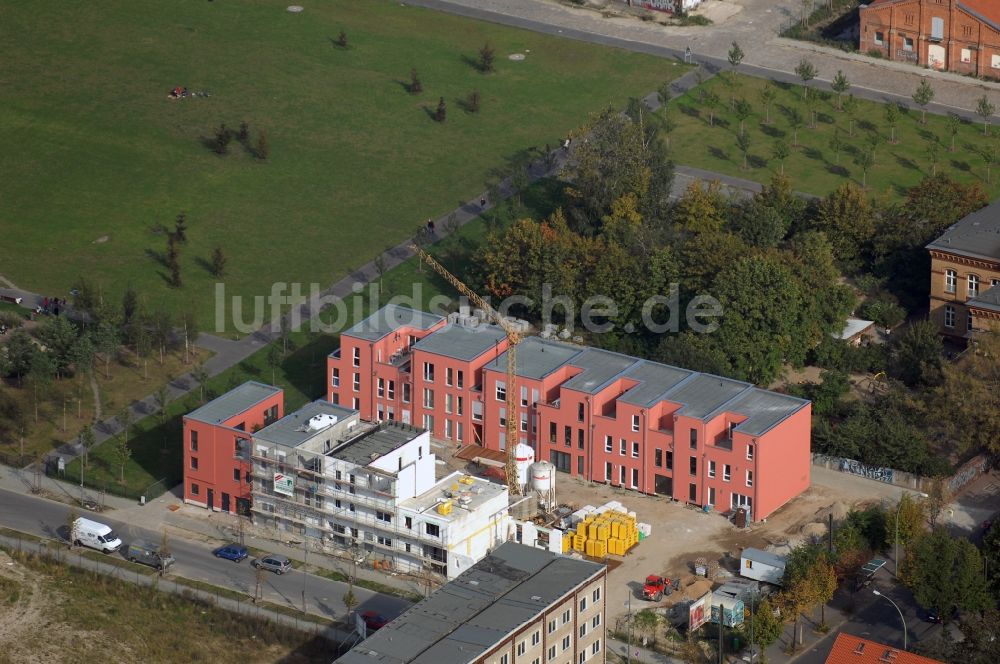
[213,543,248,562]
[127,540,175,571]
[362,611,389,631]
[71,517,122,554]
[252,554,292,575]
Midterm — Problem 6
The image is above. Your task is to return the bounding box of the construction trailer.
[739,548,787,586]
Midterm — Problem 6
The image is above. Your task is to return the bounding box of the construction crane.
[409,245,523,495]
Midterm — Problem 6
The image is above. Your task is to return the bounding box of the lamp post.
[873,589,907,650]
[625,597,633,664]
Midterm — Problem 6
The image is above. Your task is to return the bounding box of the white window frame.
[593,588,601,602]
[423,362,434,382]
[969,274,980,297]
[746,470,754,487]
[993,54,1000,69]
[352,347,360,367]
[352,373,360,392]
[944,304,956,329]
[944,268,956,293]
[874,31,884,45]
[592,614,601,628]
[631,414,640,432]
[496,381,506,402]
[631,441,639,458]
[619,439,626,456]
[746,443,754,461]
[331,368,340,388]
[962,48,972,64]
[903,36,914,51]
[723,464,731,482]
[377,378,384,398]
[605,435,613,453]
[708,460,716,478]
[423,388,434,409]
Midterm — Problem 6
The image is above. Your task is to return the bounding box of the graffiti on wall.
[948,455,987,494]
[840,459,894,484]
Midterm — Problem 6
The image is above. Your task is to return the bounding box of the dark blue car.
[213,543,249,562]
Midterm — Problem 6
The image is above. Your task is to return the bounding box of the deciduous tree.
[795,59,817,98]
[758,82,776,124]
[831,70,850,110]
[975,95,995,135]
[772,140,790,174]
[912,79,935,124]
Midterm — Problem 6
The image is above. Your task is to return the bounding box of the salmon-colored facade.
[182,381,283,514]
[329,306,812,522]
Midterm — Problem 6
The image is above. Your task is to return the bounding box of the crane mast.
[409,245,522,495]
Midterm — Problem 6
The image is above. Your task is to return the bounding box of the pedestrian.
[42,296,49,311]
[479,196,486,209]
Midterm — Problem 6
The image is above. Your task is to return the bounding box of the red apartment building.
[859,0,1000,78]
[183,381,283,514]
[328,305,811,522]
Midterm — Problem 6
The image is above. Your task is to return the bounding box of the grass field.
[0,0,683,331]
[667,73,1000,198]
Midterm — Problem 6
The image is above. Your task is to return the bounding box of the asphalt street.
[0,487,412,622]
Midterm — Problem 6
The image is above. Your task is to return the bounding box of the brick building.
[328,305,811,522]
[859,0,1000,79]
[926,198,1000,339]
[182,381,283,514]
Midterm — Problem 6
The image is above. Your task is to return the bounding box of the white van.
[71,517,122,553]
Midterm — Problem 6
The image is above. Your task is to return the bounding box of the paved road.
[0,487,412,622]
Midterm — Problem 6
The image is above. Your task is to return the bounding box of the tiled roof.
[824,633,943,664]
[961,0,1000,31]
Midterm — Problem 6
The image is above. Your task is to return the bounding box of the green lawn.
[0,0,683,331]
[667,73,1000,198]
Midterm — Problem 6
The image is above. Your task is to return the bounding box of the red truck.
[642,575,674,601]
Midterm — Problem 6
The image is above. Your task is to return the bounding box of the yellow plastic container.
[585,540,596,557]
[563,537,572,553]
[577,523,588,539]
[597,525,609,541]
[593,541,607,558]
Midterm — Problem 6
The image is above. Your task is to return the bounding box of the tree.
[478,42,495,73]
[435,96,446,123]
[193,363,210,403]
[931,331,1000,455]
[466,90,480,113]
[903,528,989,621]
[336,30,348,48]
[736,132,751,170]
[37,315,78,378]
[174,212,188,242]
[842,94,859,136]
[238,121,249,142]
[831,70,850,110]
[926,138,940,176]
[855,149,875,188]
[795,59,817,98]
[408,68,422,94]
[829,130,843,165]
[153,383,170,451]
[79,423,96,469]
[733,98,752,136]
[633,609,660,645]
[924,477,950,529]
[781,544,835,650]
[3,329,37,383]
[166,234,181,288]
[976,142,998,184]
[890,320,942,387]
[69,332,95,381]
[912,79,935,124]
[703,90,719,127]
[758,82,776,124]
[114,409,134,483]
[805,93,819,129]
[373,252,388,289]
[788,107,804,146]
[886,492,927,553]
[27,352,56,422]
[812,182,875,263]
[214,124,231,155]
[255,129,269,160]
[210,246,227,278]
[121,284,139,329]
[149,308,173,366]
[343,587,358,616]
[92,319,120,379]
[884,102,900,144]
[267,343,282,385]
[946,114,961,152]
[727,41,744,106]
[741,596,783,652]
[975,95,995,135]
[772,140,790,175]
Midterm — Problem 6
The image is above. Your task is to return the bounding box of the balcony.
[713,436,733,451]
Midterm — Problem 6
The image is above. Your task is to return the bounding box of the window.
[233,468,240,481]
[190,483,199,496]
[518,642,526,656]
[402,383,411,403]
[631,414,640,432]
[457,370,464,388]
[500,655,509,664]
[377,536,392,547]
[666,451,673,470]
[708,460,716,478]
[578,403,585,422]
[605,435,613,453]
[632,468,639,488]
[904,12,913,25]
[579,653,586,664]
[565,426,573,447]
[388,380,395,400]
[423,388,434,409]
[376,511,392,523]
[548,646,556,660]
[499,408,507,427]
[903,36,914,51]
[457,396,463,415]
[425,523,440,537]
[495,381,507,402]
[522,386,529,407]
[352,347,360,367]
[562,636,571,651]
[353,372,360,392]
[562,609,571,624]
[377,378,385,398]
[190,430,199,452]
[446,367,453,386]
[548,620,557,634]
[580,597,587,612]
[962,48,972,64]
[944,304,956,328]
[968,313,975,333]
[532,659,540,664]
[532,388,539,405]
[592,614,601,628]
[445,393,453,414]
[747,444,754,461]
[444,419,453,439]
[723,464,731,482]
[190,457,198,470]
[578,429,584,450]
[689,457,697,476]
[593,587,601,602]
[605,462,612,482]
[931,16,944,40]
[690,429,698,449]
[619,439,626,456]
[422,414,434,431]
[579,624,587,638]
[532,631,540,646]
[746,470,754,487]
[331,368,340,388]
[993,280,1000,288]
[549,422,557,442]
[993,54,1000,69]
[874,31,884,45]
[521,413,528,432]
[969,274,980,297]
[632,441,639,458]
[654,449,663,467]
[689,482,697,502]
[591,641,601,656]
[349,503,355,512]
[423,362,434,382]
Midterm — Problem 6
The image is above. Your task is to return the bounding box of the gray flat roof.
[720,389,810,437]
[332,421,425,466]
[741,548,787,568]
[665,373,751,419]
[618,361,693,407]
[336,543,604,664]
[560,347,637,394]
[343,304,444,342]
[926,199,1000,263]
[485,337,581,380]
[253,400,357,448]
[413,324,507,362]
[968,285,1000,313]
[184,381,281,425]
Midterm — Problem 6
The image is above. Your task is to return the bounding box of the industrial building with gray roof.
[336,542,605,664]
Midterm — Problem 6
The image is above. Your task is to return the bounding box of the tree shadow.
[455,96,479,114]
[748,155,768,169]
[950,159,971,172]
[916,128,937,142]
[194,256,216,276]
[421,105,438,122]
[460,54,489,73]
[895,155,919,171]
[817,112,835,125]
[858,119,876,133]
[803,147,824,161]
[774,80,794,92]
[145,248,167,268]
[394,79,414,93]
[760,124,786,138]
[713,117,731,130]
[678,103,701,119]
[708,146,730,161]
[827,164,850,177]
[197,135,224,155]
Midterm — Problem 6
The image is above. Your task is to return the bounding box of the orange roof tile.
[960,0,1000,30]
[824,633,944,664]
